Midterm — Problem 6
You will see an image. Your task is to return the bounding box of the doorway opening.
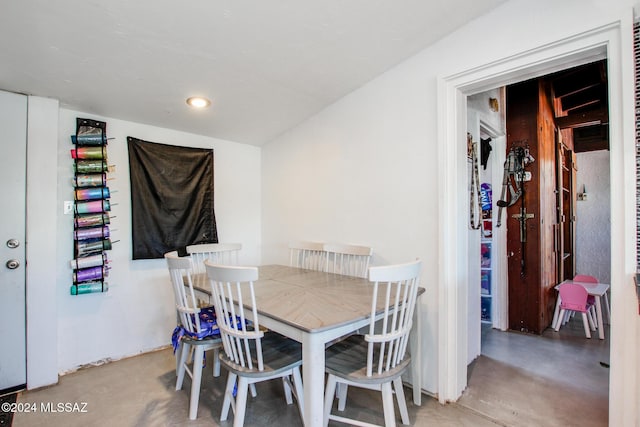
[436,22,632,416]
[464,62,611,420]
[467,60,610,349]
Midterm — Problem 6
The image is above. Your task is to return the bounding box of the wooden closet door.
[506,79,558,334]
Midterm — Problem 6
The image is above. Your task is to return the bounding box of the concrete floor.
[12,317,609,427]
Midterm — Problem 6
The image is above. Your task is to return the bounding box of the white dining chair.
[164,251,222,420]
[323,243,373,278]
[323,242,373,404]
[205,262,305,427]
[323,259,421,427]
[289,240,326,271]
[186,243,242,302]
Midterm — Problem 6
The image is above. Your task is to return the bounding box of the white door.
[0,90,27,393]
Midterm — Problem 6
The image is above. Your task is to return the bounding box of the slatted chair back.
[187,243,242,293]
[365,259,421,377]
[205,262,305,426]
[187,243,242,269]
[165,251,203,335]
[323,259,421,426]
[324,243,372,278]
[288,241,325,271]
[206,263,265,370]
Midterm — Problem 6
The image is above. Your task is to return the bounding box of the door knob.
[6,259,20,269]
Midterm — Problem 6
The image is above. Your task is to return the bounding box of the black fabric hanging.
[127,137,218,259]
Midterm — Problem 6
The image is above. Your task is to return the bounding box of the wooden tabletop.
[250,265,382,333]
[195,264,423,334]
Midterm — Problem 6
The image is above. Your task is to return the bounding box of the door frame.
[436,16,637,425]
[24,96,60,389]
[0,90,27,394]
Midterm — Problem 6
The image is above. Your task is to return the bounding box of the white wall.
[261,67,438,387]
[54,109,261,373]
[26,96,60,388]
[261,1,639,420]
[576,150,611,283]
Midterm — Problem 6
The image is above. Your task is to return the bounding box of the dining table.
[551,279,610,340]
[193,264,424,427]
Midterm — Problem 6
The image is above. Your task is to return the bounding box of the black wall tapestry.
[127,137,217,259]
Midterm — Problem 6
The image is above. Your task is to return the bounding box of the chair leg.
[581,313,592,339]
[233,377,249,427]
[174,343,182,377]
[561,310,569,325]
[283,376,293,404]
[554,309,565,331]
[188,346,205,420]
[176,342,190,390]
[564,310,573,324]
[393,377,410,425]
[292,367,305,418]
[323,374,338,427]
[337,384,348,411]
[213,348,221,377]
[381,381,397,427]
[220,373,236,421]
[551,296,561,329]
[587,308,597,331]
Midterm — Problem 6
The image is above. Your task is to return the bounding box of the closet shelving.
[480,239,492,323]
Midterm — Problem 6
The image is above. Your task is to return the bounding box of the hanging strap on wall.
[468,133,482,230]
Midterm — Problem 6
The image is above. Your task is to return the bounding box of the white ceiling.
[0,0,506,146]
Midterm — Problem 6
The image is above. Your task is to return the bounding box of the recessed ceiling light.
[186,97,211,108]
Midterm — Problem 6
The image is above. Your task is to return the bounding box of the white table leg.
[595,296,604,340]
[302,333,325,427]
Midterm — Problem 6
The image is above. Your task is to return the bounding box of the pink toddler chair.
[573,274,597,304]
[554,282,594,338]
[573,274,604,323]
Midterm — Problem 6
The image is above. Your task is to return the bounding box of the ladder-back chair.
[323,259,421,427]
[165,251,222,420]
[205,262,304,427]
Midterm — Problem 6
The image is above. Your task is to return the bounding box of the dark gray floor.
[459,321,609,427]
[12,317,609,426]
